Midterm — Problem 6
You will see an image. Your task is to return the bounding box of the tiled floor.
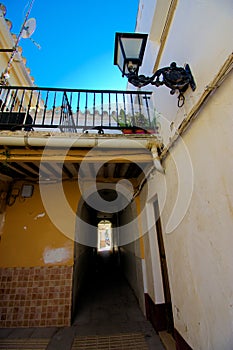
[0,338,49,349]
[71,333,149,349]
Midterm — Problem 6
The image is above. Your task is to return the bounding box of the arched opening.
[71,184,149,330]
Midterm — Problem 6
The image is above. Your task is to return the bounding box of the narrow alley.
[72,250,165,348]
[0,250,166,350]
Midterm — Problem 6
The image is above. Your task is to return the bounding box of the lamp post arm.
[127,72,155,88]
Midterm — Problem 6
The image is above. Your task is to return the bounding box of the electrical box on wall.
[21,184,34,198]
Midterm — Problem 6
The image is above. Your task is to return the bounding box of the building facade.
[0,1,233,350]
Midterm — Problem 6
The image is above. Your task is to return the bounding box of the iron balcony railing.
[0,86,158,134]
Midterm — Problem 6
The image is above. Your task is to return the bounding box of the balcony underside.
[0,133,156,194]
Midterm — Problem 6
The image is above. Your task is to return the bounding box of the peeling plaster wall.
[0,181,81,267]
[135,0,233,348]
[0,179,98,327]
[147,72,233,349]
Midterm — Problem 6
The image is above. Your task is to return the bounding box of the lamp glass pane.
[121,38,143,60]
[117,44,124,73]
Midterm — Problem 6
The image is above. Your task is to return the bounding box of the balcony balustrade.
[0,86,159,134]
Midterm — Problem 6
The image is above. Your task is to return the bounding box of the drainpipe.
[0,133,155,149]
[151,145,165,173]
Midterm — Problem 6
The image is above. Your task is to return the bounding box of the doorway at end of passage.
[97,220,112,252]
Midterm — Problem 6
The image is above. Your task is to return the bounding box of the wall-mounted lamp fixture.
[21,184,34,198]
[5,184,34,206]
[114,32,196,107]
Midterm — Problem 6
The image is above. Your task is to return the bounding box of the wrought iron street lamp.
[114,32,196,107]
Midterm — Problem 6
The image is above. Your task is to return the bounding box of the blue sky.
[3,0,139,89]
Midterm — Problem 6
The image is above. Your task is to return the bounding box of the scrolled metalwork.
[127,62,196,107]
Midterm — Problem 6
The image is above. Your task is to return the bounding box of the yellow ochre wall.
[0,181,81,268]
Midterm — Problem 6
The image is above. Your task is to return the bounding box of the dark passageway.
[72,249,165,349]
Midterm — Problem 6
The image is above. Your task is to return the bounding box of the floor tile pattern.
[72,333,148,350]
[0,338,49,349]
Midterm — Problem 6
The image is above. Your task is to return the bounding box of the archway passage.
[69,172,167,349]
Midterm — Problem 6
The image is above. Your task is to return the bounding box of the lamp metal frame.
[114,32,196,107]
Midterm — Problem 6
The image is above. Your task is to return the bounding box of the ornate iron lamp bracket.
[127,62,196,107]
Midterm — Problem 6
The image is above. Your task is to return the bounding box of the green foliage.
[113,107,159,133]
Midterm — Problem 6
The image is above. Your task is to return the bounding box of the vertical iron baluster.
[59,93,64,127]
[42,91,49,126]
[69,92,73,107]
[123,93,126,126]
[101,93,103,125]
[11,89,18,112]
[137,94,142,128]
[144,93,151,127]
[34,90,40,124]
[0,87,3,111]
[67,92,76,133]
[138,94,142,115]
[108,93,111,126]
[69,92,73,130]
[18,89,25,113]
[8,89,16,112]
[84,92,88,127]
[76,92,80,127]
[116,93,119,126]
[7,90,13,112]
[130,93,135,126]
[26,90,33,125]
[51,92,57,126]
[93,93,96,128]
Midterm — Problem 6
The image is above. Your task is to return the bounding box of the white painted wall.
[159,73,233,349]
[136,0,233,147]
[119,200,146,314]
[135,0,233,348]
[136,0,158,34]
[145,201,165,304]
